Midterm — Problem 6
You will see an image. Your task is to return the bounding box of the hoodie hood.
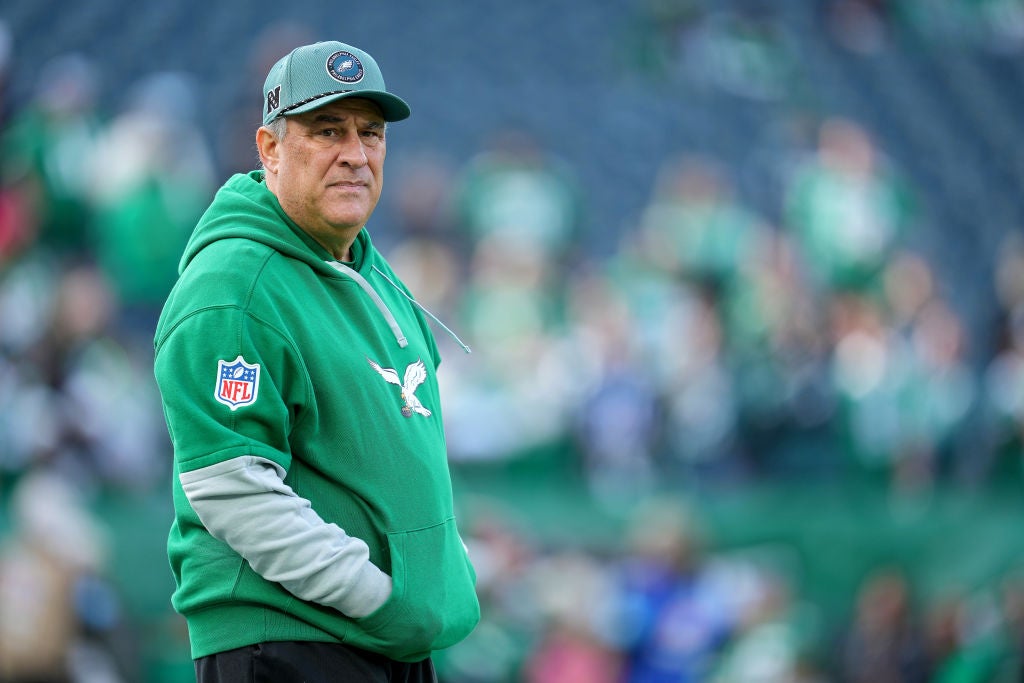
[179,170,362,276]
[177,170,471,354]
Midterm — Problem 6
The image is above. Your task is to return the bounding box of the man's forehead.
[296,97,385,123]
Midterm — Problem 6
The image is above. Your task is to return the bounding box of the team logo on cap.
[215,355,260,410]
[327,51,364,83]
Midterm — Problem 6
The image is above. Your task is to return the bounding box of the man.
[153,40,480,682]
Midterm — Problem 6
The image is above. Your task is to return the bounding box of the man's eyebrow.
[311,113,386,128]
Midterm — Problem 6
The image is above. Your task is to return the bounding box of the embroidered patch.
[326,51,364,83]
[215,356,260,410]
[367,358,431,418]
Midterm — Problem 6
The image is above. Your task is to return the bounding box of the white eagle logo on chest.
[367,358,432,418]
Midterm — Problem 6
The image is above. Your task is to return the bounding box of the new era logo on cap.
[266,85,281,116]
[261,40,411,126]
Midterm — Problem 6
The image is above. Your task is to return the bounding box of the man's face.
[260,98,387,257]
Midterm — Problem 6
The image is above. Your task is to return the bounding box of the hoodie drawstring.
[372,265,472,354]
[327,261,409,349]
[327,261,472,354]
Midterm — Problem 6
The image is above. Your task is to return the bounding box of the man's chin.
[324,210,373,232]
[322,197,374,222]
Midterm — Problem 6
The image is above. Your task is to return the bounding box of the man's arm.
[179,455,391,618]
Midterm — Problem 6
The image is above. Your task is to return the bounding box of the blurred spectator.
[724,230,838,473]
[657,288,747,480]
[0,261,165,490]
[828,290,909,478]
[444,232,578,461]
[522,551,622,683]
[0,19,31,268]
[623,0,706,79]
[87,71,216,338]
[783,117,916,296]
[996,570,1024,679]
[441,124,587,462]
[924,583,1019,683]
[572,349,661,507]
[839,566,931,683]
[826,252,975,489]
[897,296,975,485]
[628,1,799,100]
[560,257,662,505]
[1,53,103,259]
[0,168,34,269]
[634,154,811,478]
[611,498,735,683]
[0,469,122,682]
[710,564,825,683]
[451,124,584,260]
[0,257,71,477]
[680,4,799,101]
[524,618,622,683]
[980,231,1024,485]
[636,154,771,297]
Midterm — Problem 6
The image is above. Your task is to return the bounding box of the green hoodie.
[153,171,479,661]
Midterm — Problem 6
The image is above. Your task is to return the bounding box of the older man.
[153,40,479,682]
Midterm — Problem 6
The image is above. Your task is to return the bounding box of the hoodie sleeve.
[155,300,302,472]
[155,303,390,617]
[179,455,391,618]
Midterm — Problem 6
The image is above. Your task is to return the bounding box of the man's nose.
[334,132,368,167]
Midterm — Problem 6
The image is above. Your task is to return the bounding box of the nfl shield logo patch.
[215,356,260,410]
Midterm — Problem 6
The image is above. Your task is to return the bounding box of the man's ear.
[256,126,280,174]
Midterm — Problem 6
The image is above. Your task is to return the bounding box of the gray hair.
[258,116,288,169]
[265,115,288,140]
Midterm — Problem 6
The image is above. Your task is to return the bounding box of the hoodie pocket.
[351,517,480,661]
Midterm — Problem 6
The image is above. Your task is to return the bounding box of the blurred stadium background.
[3,0,1024,681]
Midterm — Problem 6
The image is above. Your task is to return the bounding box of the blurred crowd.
[441,495,1024,683]
[2,1,1024,681]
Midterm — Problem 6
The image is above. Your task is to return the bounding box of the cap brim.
[284,90,411,122]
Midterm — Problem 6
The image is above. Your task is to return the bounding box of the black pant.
[194,641,437,683]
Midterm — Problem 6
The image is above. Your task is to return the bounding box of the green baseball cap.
[262,41,411,125]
